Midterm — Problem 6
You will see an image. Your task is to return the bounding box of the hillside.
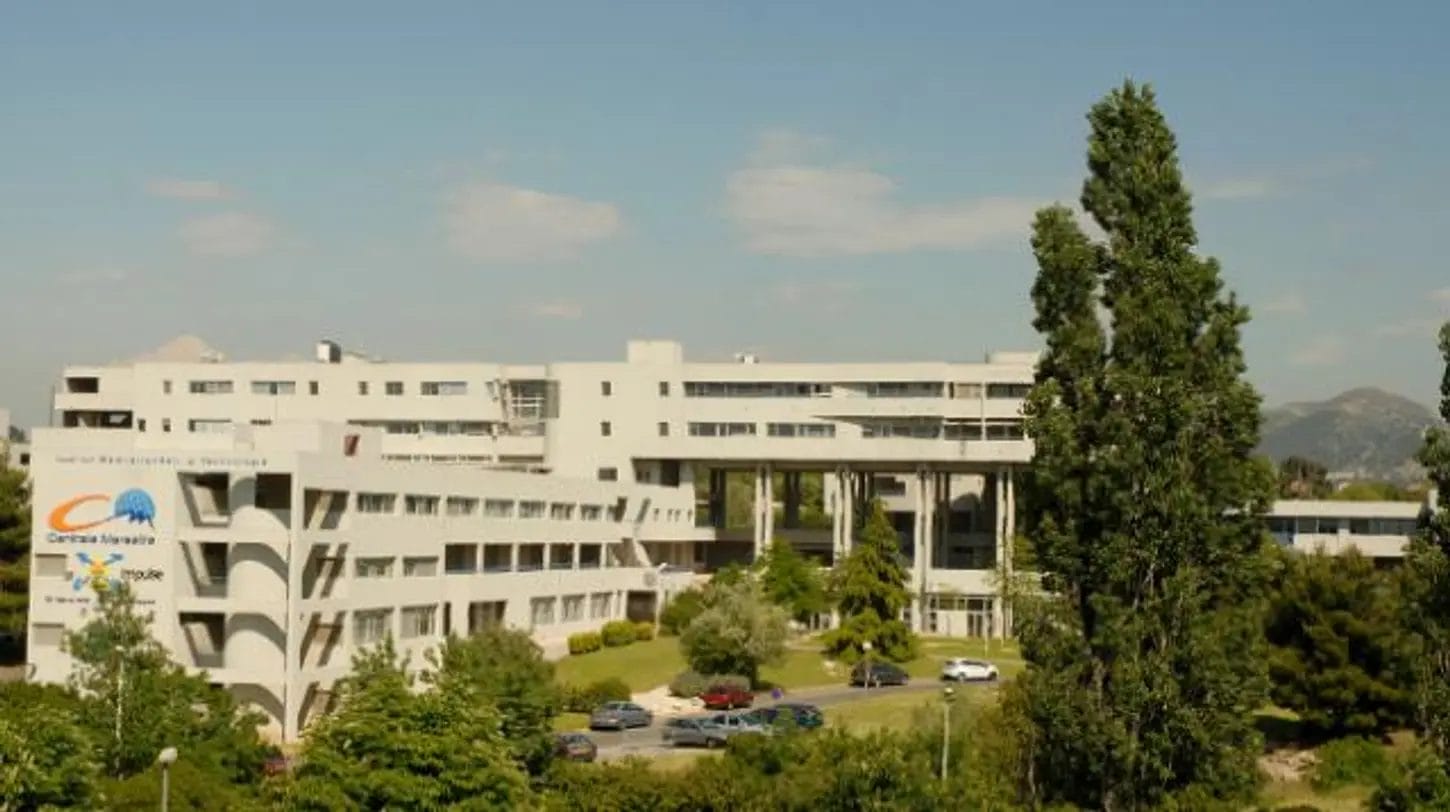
[1260,388,1438,484]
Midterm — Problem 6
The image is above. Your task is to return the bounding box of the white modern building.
[26,422,699,739]
[1268,498,1432,561]
[48,338,1039,639]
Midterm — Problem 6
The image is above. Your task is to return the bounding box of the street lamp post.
[157,747,178,812]
[941,686,956,783]
[861,641,874,690]
[113,645,125,775]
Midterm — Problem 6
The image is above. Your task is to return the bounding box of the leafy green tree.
[822,500,918,663]
[658,588,705,636]
[0,685,99,809]
[1330,480,1423,502]
[1278,456,1333,499]
[423,628,560,775]
[64,582,272,784]
[1019,81,1275,810]
[679,577,788,685]
[756,538,828,623]
[0,460,30,641]
[282,639,531,810]
[1265,548,1412,738]
[1402,322,1450,762]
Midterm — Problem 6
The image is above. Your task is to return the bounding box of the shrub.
[601,620,637,648]
[668,670,750,698]
[560,678,633,713]
[567,632,602,656]
[1312,736,1397,791]
[633,622,655,642]
[659,589,706,636]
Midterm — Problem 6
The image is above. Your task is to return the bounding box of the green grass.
[554,638,685,692]
[1257,779,1371,811]
[552,712,589,732]
[825,685,997,732]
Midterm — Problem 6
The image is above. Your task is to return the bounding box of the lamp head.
[157,747,178,766]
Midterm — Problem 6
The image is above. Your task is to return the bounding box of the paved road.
[587,680,989,761]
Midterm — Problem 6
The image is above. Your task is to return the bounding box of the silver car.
[662,717,728,748]
[588,701,653,731]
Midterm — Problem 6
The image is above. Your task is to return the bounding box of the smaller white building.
[26,422,700,740]
[1268,498,1432,561]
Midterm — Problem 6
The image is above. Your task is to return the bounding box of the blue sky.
[3,1,1448,426]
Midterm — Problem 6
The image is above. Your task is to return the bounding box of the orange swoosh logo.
[49,494,111,532]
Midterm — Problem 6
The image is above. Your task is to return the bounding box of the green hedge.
[601,620,637,648]
[560,677,633,713]
[633,622,656,642]
[668,670,750,698]
[567,631,603,656]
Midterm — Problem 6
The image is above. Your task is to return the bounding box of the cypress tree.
[1018,81,1275,810]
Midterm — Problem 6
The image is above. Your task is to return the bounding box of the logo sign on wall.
[69,551,164,593]
[46,489,158,546]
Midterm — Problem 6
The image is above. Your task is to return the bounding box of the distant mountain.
[1260,388,1439,484]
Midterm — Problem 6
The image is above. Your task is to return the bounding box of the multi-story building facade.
[49,338,1040,637]
[1268,498,1432,561]
[26,422,698,739]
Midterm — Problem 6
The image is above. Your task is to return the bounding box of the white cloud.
[1199,177,1278,201]
[519,300,584,320]
[1259,292,1306,316]
[446,182,622,263]
[145,178,234,201]
[725,132,1040,257]
[1289,335,1345,366]
[178,212,276,258]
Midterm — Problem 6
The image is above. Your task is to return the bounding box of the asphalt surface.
[586,680,988,760]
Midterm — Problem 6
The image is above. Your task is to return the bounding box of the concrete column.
[1003,466,1016,637]
[752,465,765,560]
[937,473,952,569]
[841,467,855,557]
[993,468,1007,639]
[912,467,930,632]
[761,463,775,559]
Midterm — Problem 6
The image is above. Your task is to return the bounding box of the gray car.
[588,701,653,731]
[663,713,768,748]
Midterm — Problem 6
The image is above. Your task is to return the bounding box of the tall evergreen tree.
[1019,81,1275,810]
[823,500,918,662]
[1403,322,1450,760]
[756,538,828,623]
[0,461,30,639]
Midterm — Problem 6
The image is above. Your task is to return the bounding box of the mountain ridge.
[1259,387,1439,484]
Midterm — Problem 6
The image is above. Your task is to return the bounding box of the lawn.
[553,638,685,692]
[825,685,998,732]
[554,635,1024,695]
[552,712,590,732]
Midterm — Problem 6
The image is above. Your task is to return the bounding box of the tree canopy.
[0,461,30,639]
[679,577,788,685]
[756,538,828,623]
[822,500,918,663]
[1278,455,1333,499]
[1018,80,1275,809]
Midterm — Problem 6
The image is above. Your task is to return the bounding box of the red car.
[699,684,754,710]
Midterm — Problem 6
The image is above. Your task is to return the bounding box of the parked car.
[706,711,770,736]
[588,701,653,730]
[744,702,825,730]
[662,717,730,749]
[554,732,598,762]
[699,683,755,710]
[940,658,999,683]
[850,661,909,686]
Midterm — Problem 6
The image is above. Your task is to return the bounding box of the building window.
[658,381,670,396]
[356,493,397,514]
[483,499,515,518]
[353,609,391,645]
[518,500,545,519]
[590,593,612,619]
[188,419,231,434]
[530,597,556,626]
[446,497,479,516]
[421,381,468,396]
[163,380,173,394]
[766,422,835,438]
[138,419,147,432]
[188,380,234,395]
[385,381,403,396]
[597,468,618,482]
[401,606,438,639]
[162,418,172,433]
[658,422,669,437]
[562,595,585,623]
[600,421,611,437]
[601,381,612,396]
[356,557,394,578]
[953,383,984,399]
[687,422,756,437]
[404,495,440,515]
[358,381,369,395]
[550,503,575,520]
[250,380,296,396]
[403,557,438,577]
[309,381,319,395]
[683,381,830,398]
[986,383,1032,399]
[580,505,603,521]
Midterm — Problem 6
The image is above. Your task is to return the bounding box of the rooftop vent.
[316,340,342,364]
[733,352,759,365]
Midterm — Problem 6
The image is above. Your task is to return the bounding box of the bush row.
[668,670,751,699]
[569,621,654,655]
[559,677,632,713]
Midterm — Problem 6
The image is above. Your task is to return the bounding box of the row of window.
[671,420,1026,440]
[354,493,613,521]
[174,380,474,397]
[677,381,1032,399]
[1267,517,1421,536]
[353,605,437,644]
[530,593,615,626]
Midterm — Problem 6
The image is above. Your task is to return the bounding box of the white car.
[940,658,999,682]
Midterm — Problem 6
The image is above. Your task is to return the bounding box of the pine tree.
[1019,81,1275,810]
[757,538,828,623]
[823,500,918,662]
[0,461,30,639]
[1403,322,1450,760]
